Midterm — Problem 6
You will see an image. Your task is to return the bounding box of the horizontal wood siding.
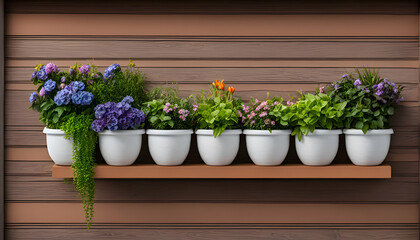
[4,1,419,239]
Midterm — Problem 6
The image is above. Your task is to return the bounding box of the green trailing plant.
[321,69,404,133]
[194,80,242,137]
[289,93,347,141]
[143,86,194,129]
[90,61,148,109]
[61,113,97,229]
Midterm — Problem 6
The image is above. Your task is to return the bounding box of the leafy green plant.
[143,86,194,129]
[194,80,242,137]
[61,113,97,229]
[90,62,148,109]
[324,70,404,133]
[239,94,291,131]
[289,93,347,141]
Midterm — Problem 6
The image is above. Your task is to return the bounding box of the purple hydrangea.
[29,92,37,103]
[54,89,72,106]
[341,74,349,78]
[91,96,145,132]
[104,64,121,79]
[45,63,59,74]
[44,79,57,92]
[80,91,94,105]
[354,79,362,87]
[64,81,84,93]
[31,71,37,80]
[36,70,47,81]
[80,65,90,74]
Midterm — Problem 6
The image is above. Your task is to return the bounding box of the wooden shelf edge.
[52,163,392,179]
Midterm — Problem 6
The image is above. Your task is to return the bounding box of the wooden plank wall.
[4,0,420,239]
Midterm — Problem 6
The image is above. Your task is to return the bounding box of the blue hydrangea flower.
[54,89,72,106]
[71,91,84,105]
[31,71,37,80]
[37,70,47,80]
[44,79,57,92]
[94,104,106,119]
[91,119,105,133]
[80,91,94,105]
[104,64,121,79]
[29,92,37,103]
[73,81,85,91]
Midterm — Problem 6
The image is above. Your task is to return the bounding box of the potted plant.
[143,86,194,165]
[91,96,146,165]
[290,93,347,166]
[194,80,242,165]
[29,63,97,165]
[326,69,404,165]
[90,62,149,166]
[240,95,292,165]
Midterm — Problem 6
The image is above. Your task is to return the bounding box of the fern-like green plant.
[61,113,97,229]
[355,67,382,86]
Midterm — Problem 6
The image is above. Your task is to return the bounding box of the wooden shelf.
[52,163,391,179]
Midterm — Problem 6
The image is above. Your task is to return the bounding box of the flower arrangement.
[289,93,348,141]
[194,80,242,137]
[323,68,404,133]
[239,95,291,131]
[143,86,194,129]
[91,96,146,132]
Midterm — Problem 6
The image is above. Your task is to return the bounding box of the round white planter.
[244,129,291,166]
[295,129,342,166]
[147,129,193,165]
[344,129,394,166]
[196,129,242,166]
[43,127,74,165]
[99,129,145,166]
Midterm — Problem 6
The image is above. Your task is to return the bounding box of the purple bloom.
[80,65,90,74]
[73,81,85,91]
[104,64,121,79]
[87,79,94,85]
[91,119,105,133]
[31,71,37,80]
[333,84,339,90]
[80,91,94,105]
[54,89,72,106]
[44,79,57,92]
[122,96,134,104]
[36,70,47,80]
[29,92,37,103]
[393,87,399,94]
[45,63,59,74]
[94,104,106,119]
[71,91,83,105]
[61,77,66,83]
[341,74,348,78]
[354,79,362,87]
[39,87,47,97]
[69,68,75,75]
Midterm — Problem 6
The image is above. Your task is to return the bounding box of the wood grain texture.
[5,228,419,240]
[5,0,419,14]
[6,38,419,59]
[6,203,418,224]
[6,14,419,36]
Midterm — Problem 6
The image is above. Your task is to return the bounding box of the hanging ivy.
[61,113,97,229]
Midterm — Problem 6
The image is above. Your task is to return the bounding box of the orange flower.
[212,80,219,88]
[228,86,235,93]
[219,79,225,90]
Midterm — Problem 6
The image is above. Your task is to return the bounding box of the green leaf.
[387,107,394,115]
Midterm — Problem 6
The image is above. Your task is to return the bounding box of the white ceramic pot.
[147,129,193,165]
[99,129,145,166]
[295,129,342,166]
[244,129,291,166]
[344,129,394,166]
[196,129,242,166]
[43,127,74,165]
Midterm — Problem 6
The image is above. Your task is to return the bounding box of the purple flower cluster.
[163,102,190,121]
[54,81,93,106]
[373,79,403,104]
[80,65,91,75]
[44,79,57,92]
[178,109,190,121]
[45,63,59,74]
[29,92,37,103]
[91,96,145,132]
[104,64,120,79]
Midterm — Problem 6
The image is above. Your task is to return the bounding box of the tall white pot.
[196,129,242,166]
[99,129,145,166]
[295,129,342,166]
[43,127,74,165]
[344,129,394,166]
[147,129,193,166]
[244,129,291,166]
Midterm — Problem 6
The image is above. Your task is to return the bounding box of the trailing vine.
[61,113,97,229]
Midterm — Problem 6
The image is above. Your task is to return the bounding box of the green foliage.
[355,67,382,86]
[143,99,194,130]
[60,114,97,229]
[147,85,181,104]
[90,63,148,109]
[290,93,347,141]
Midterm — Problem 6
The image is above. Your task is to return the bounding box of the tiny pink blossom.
[238,110,242,117]
[319,87,324,93]
[250,120,255,126]
[287,101,295,106]
[271,121,275,125]
[273,101,279,105]
[259,111,267,117]
[264,119,271,125]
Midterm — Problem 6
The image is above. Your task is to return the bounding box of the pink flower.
[319,87,324,93]
[179,115,186,121]
[271,121,275,125]
[259,111,267,117]
[264,119,271,125]
[241,116,246,123]
[238,110,242,117]
[242,105,249,113]
[193,104,198,111]
[251,111,255,117]
[274,101,279,105]
[250,120,255,126]
[253,99,259,105]
[287,101,295,106]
